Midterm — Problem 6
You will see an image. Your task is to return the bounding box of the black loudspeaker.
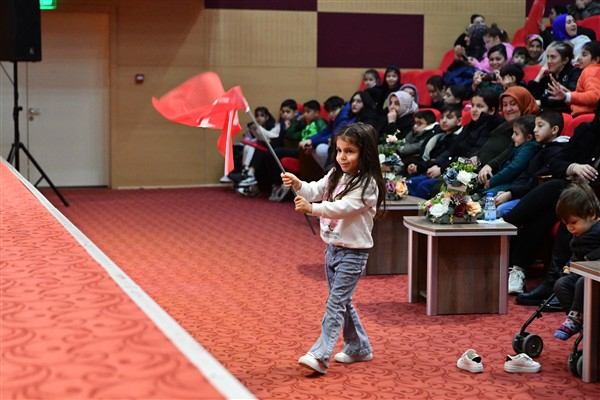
[0,0,42,62]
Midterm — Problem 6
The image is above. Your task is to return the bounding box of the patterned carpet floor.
[41,186,600,399]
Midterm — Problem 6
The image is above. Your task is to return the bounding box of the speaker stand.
[6,61,69,206]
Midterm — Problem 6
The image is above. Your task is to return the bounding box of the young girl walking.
[281,123,386,375]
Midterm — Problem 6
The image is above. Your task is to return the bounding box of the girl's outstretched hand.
[294,195,312,214]
[281,172,301,191]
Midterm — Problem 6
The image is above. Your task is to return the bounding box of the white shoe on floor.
[334,352,373,363]
[504,353,541,373]
[508,267,525,294]
[456,349,484,373]
[298,353,327,374]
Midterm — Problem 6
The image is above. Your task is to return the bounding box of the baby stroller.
[512,292,585,377]
[512,293,562,358]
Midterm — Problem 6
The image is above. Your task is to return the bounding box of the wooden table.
[403,216,517,315]
[569,261,600,383]
[367,195,422,275]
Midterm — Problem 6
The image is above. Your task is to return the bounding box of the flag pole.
[245,105,316,236]
[224,110,234,176]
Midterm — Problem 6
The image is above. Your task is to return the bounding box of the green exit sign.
[40,0,57,10]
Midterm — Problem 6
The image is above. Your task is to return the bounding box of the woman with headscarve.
[474,86,540,185]
[525,34,545,65]
[378,90,418,141]
[551,13,591,62]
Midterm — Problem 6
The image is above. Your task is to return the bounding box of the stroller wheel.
[512,332,528,354]
[568,349,583,376]
[522,334,543,358]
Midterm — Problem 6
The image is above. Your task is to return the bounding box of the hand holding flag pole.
[244,100,316,236]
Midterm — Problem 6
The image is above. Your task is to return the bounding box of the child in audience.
[295,100,329,153]
[406,105,464,198]
[479,115,539,196]
[236,106,278,188]
[381,66,401,108]
[281,123,386,375]
[363,69,384,110]
[469,24,515,72]
[426,75,446,111]
[547,40,600,116]
[495,109,568,216]
[553,182,600,340]
[443,84,468,106]
[400,83,419,105]
[309,96,350,169]
[499,64,525,90]
[511,46,528,66]
[379,91,418,141]
[395,109,441,166]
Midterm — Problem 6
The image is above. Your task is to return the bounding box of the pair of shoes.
[504,353,541,373]
[219,175,233,183]
[236,185,260,197]
[508,267,526,295]
[334,351,373,363]
[456,349,484,373]
[237,175,257,187]
[516,280,554,305]
[298,353,327,374]
[554,311,583,340]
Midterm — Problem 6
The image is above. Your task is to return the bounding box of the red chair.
[281,157,300,175]
[401,70,420,85]
[414,69,443,107]
[523,65,542,84]
[439,49,456,72]
[561,113,573,132]
[461,108,472,126]
[562,113,595,137]
[578,15,600,39]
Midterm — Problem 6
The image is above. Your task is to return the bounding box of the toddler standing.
[281,123,386,375]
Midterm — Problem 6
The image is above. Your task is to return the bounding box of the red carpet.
[39,186,600,399]
[1,161,248,399]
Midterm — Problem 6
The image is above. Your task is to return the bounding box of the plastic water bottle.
[484,192,497,221]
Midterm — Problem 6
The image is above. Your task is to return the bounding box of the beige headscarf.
[387,90,419,118]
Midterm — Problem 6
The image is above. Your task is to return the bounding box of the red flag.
[152,72,249,174]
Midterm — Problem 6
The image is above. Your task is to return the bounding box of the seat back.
[439,49,456,72]
[563,113,595,137]
[523,65,542,84]
[414,69,443,107]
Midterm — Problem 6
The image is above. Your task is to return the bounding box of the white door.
[1,12,110,187]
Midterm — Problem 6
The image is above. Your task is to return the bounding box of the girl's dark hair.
[512,114,536,137]
[556,182,600,221]
[499,64,524,82]
[254,106,276,130]
[327,123,386,219]
[487,43,508,60]
[349,90,377,120]
[485,23,509,43]
[473,88,499,113]
[280,99,297,111]
[364,69,382,84]
[548,41,574,63]
[383,65,401,90]
[426,75,445,90]
[582,41,600,60]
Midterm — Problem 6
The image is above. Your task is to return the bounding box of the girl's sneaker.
[298,353,327,374]
[504,353,541,373]
[456,349,484,373]
[554,311,583,340]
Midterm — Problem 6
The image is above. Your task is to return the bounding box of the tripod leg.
[7,143,17,163]
[18,143,69,207]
